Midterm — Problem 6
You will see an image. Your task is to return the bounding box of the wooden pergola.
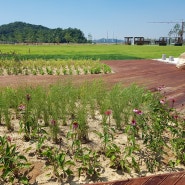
[124,37,133,45]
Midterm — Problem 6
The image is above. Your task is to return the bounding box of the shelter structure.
[155,37,168,46]
[134,37,151,45]
[124,37,133,45]
[174,37,183,46]
[155,37,183,46]
[134,37,144,45]
[124,37,151,45]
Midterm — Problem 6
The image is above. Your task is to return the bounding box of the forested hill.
[0,22,88,43]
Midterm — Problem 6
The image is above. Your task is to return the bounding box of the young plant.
[42,147,75,181]
[0,92,3,125]
[105,109,112,126]
[38,67,45,75]
[3,108,13,131]
[18,94,34,141]
[56,68,60,75]
[0,135,30,184]
[105,143,121,168]
[76,148,102,178]
[123,122,141,173]
[109,84,124,129]
[171,133,185,165]
[94,124,114,152]
[55,152,75,180]
[83,68,88,74]
[36,134,47,155]
[75,106,89,143]
[103,64,111,74]
[62,68,67,75]
[67,121,81,154]
[50,119,60,143]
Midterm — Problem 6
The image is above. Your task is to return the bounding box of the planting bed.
[0,59,112,76]
[1,59,185,111]
[0,59,185,185]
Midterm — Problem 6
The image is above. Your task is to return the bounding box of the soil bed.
[0,59,185,185]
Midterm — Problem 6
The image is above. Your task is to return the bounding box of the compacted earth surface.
[0,59,185,185]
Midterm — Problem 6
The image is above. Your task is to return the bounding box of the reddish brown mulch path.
[85,171,185,185]
[1,59,185,110]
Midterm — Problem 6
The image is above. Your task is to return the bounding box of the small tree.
[88,33,93,43]
[168,23,181,37]
[169,23,185,39]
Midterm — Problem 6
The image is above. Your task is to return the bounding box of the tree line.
[0,22,88,44]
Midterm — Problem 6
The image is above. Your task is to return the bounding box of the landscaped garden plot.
[0,59,112,76]
[0,81,184,184]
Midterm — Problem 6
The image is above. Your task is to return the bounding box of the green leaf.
[78,167,82,177]
[17,163,31,168]
[110,155,116,162]
[65,168,73,176]
[40,128,47,134]
[19,176,29,185]
[17,155,28,162]
[182,131,185,138]
[2,168,11,178]
[65,160,75,166]
[24,147,32,153]
[58,153,65,163]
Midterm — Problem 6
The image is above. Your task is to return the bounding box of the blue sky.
[0,0,184,40]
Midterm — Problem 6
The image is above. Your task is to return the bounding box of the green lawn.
[0,44,184,60]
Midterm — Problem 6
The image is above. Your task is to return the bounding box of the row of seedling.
[0,81,184,184]
[0,59,112,75]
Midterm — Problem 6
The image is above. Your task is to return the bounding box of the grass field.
[0,44,184,60]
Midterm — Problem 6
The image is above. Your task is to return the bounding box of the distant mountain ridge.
[0,21,87,43]
[94,38,123,43]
